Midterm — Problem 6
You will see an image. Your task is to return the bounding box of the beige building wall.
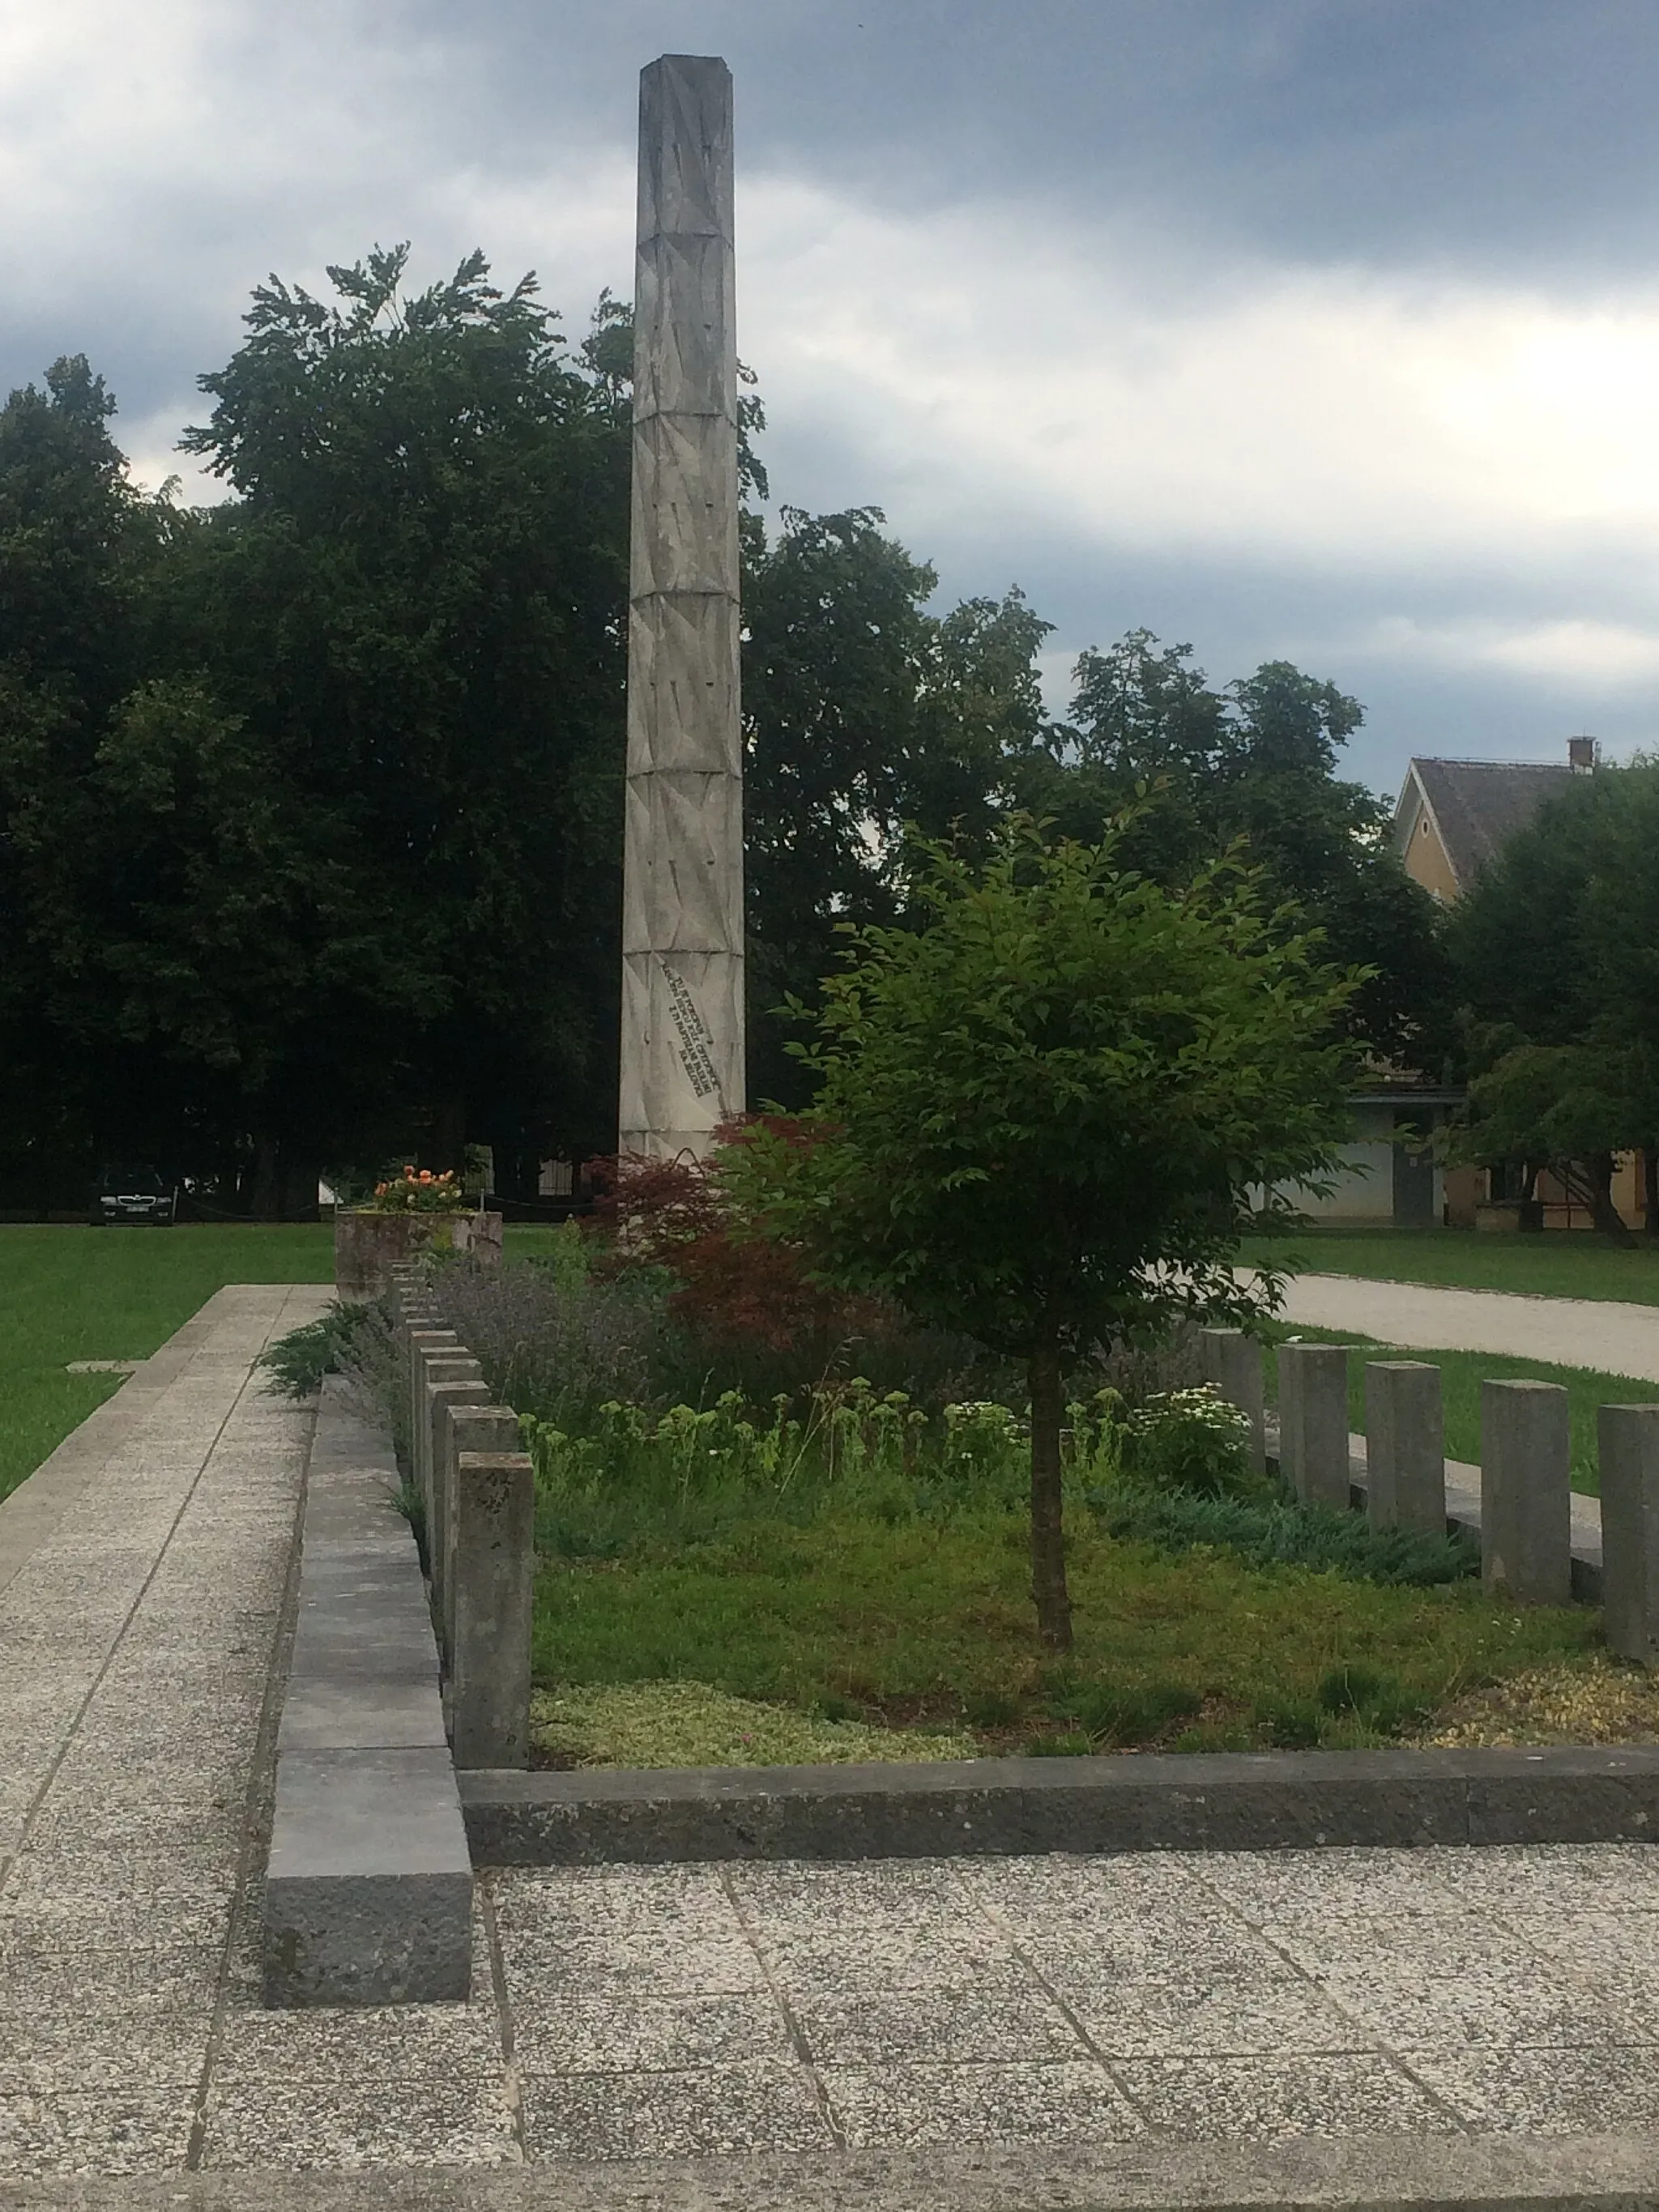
[1397,787,1460,902]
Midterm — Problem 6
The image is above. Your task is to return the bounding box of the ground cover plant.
[1261,1323,1659,1496]
[1242,1224,1659,1306]
[411,1248,1600,1765]
[0,1222,333,1501]
[526,1456,1593,1761]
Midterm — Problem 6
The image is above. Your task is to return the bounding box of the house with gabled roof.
[1386,735,1643,1230]
[1393,739,1591,905]
[1282,739,1609,1227]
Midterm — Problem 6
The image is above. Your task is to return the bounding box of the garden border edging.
[461,1741,1659,1865]
[262,1376,472,2005]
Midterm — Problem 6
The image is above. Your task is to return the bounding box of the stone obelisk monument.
[619,54,744,1159]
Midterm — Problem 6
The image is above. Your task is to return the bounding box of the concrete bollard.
[1364,1362,1446,1535]
[441,1405,524,1664]
[450,1451,535,1769]
[1277,1343,1350,1509]
[426,1378,493,1638]
[403,1329,458,1488]
[415,1351,482,1541]
[1599,1404,1659,1664]
[1482,1379,1571,1606]
[1199,1328,1265,1474]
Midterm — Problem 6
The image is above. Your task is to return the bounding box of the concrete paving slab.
[1407,2046,1659,2131]
[197,2077,520,2172]
[512,1990,790,2074]
[1062,1976,1370,2058]
[517,2063,830,2163]
[791,1983,1083,2065]
[213,1994,504,2082]
[1111,2052,1457,2138]
[0,2012,214,2095]
[820,2058,1141,2151]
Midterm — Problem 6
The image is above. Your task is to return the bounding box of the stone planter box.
[334,1209,504,1300]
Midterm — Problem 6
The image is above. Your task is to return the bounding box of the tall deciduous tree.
[740,824,1357,1650]
[165,247,633,1195]
[742,505,1050,1102]
[0,356,170,1202]
[1009,632,1448,1065]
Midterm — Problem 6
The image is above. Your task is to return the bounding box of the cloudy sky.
[6,0,1659,797]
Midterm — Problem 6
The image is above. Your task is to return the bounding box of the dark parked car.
[89,1166,177,1226]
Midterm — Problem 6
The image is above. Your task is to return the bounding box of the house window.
[537,1159,574,1198]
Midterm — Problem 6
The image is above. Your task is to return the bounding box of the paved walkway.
[1274,1273,1659,1381]
[9,1281,1659,2204]
[0,1284,326,2178]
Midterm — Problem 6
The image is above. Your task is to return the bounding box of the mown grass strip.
[1243,1225,1659,1306]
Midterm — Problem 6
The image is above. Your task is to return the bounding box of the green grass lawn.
[531,1502,1598,1759]
[1262,1324,1659,1495]
[0,1219,592,1505]
[0,1224,337,1502]
[1243,1225,1659,1305]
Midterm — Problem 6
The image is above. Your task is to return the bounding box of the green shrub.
[1091,1484,1478,1588]
[1118,1385,1256,1498]
[258,1302,373,1398]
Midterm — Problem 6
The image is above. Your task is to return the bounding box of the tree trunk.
[249,1132,280,1221]
[1644,1149,1659,1239]
[279,1153,320,1221]
[1588,1152,1634,1246]
[1027,1331,1073,1654]
[433,1097,467,1175]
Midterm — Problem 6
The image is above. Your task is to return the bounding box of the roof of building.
[1397,757,1575,893]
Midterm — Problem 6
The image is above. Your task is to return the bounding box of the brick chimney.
[1568,734,1597,772]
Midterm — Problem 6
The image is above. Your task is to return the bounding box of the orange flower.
[419,1170,433,1183]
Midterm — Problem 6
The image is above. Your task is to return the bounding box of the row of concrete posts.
[1197,1327,1659,1664]
[387,1265,535,1767]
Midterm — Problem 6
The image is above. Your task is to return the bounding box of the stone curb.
[460,1742,1659,1865]
[262,1378,471,2005]
[6,2129,1659,2210]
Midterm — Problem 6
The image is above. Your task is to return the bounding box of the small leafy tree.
[740,823,1358,1651]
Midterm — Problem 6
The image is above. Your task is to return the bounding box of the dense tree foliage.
[0,356,173,1201]
[743,505,1047,1100]
[0,248,1430,1213]
[1009,632,1448,1067]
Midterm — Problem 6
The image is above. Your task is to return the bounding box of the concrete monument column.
[620,53,745,1158]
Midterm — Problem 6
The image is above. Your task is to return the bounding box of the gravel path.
[1273,1273,1659,1381]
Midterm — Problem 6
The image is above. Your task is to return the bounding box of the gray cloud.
[6,0,1659,801]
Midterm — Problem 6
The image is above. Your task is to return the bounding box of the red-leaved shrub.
[584,1118,889,1357]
